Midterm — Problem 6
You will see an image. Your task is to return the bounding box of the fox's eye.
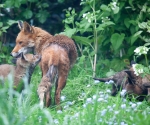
[19,41,22,45]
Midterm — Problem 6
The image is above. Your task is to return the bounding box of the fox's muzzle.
[11,47,33,57]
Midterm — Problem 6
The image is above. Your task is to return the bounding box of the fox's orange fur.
[0,53,41,90]
[11,21,77,108]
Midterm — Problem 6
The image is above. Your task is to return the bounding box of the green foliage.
[61,0,150,76]
[0,4,17,64]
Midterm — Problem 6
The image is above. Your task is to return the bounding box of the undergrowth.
[0,58,150,125]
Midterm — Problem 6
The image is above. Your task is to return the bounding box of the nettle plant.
[62,0,150,77]
[62,0,115,77]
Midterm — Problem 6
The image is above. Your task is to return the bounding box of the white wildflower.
[101,109,107,116]
[88,19,91,23]
[98,118,102,122]
[113,104,116,108]
[83,13,87,18]
[109,80,114,84]
[74,112,79,118]
[57,110,62,114]
[131,103,137,108]
[38,116,42,123]
[87,84,91,87]
[86,98,92,103]
[97,98,104,102]
[106,89,111,93]
[68,7,72,11]
[100,94,104,98]
[66,101,73,106]
[93,95,97,100]
[94,80,100,84]
[105,80,114,84]
[137,102,142,105]
[5,8,11,12]
[134,46,149,56]
[121,104,126,109]
[120,89,127,97]
[53,119,59,124]
[112,2,117,6]
[120,121,128,125]
[83,104,87,108]
[61,95,66,101]
[63,105,69,109]
[0,13,5,16]
[114,111,119,114]
[132,64,144,76]
[99,91,104,94]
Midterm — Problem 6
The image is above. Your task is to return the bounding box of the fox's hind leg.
[55,61,70,110]
[37,76,52,108]
[45,90,51,107]
[38,65,58,107]
[55,75,67,110]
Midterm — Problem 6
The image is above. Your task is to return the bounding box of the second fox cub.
[0,53,41,90]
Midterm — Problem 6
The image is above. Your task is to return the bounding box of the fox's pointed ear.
[21,53,28,61]
[124,70,135,84]
[21,53,25,59]
[18,20,23,30]
[23,21,34,34]
[124,70,134,78]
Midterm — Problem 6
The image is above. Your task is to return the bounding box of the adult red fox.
[0,53,41,90]
[11,21,77,108]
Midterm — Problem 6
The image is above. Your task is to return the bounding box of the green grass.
[0,62,150,125]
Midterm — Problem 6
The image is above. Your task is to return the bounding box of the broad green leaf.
[127,46,136,56]
[5,0,13,7]
[100,4,111,12]
[0,54,5,58]
[124,18,130,28]
[113,6,119,14]
[129,20,136,25]
[36,10,49,23]
[130,31,142,45]
[130,35,138,45]
[23,9,33,19]
[133,31,143,37]
[144,43,150,46]
[28,0,38,2]
[2,26,9,31]
[14,1,21,8]
[129,0,134,9]
[72,36,92,45]
[138,22,147,29]
[42,3,49,8]
[106,69,116,77]
[97,21,115,31]
[7,20,17,25]
[0,22,3,27]
[90,51,96,56]
[0,4,4,8]
[110,33,125,50]
[63,28,76,38]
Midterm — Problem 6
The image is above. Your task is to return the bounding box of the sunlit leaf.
[111,33,125,50]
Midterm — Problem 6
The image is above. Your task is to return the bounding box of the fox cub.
[0,53,41,90]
